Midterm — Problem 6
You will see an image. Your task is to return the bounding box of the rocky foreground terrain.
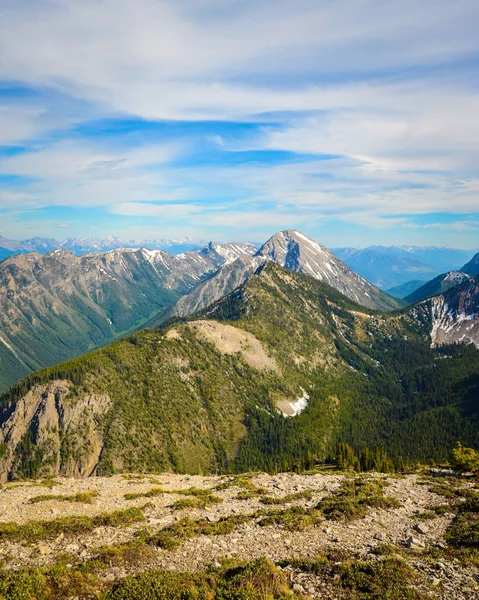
[0,469,477,598]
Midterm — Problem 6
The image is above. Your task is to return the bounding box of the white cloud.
[0,0,478,241]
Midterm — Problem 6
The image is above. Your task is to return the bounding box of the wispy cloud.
[0,0,478,246]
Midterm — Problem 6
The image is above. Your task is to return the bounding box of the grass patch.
[259,490,314,505]
[29,491,99,504]
[317,478,400,521]
[84,541,153,572]
[0,563,102,600]
[215,476,267,497]
[280,555,426,599]
[0,507,145,543]
[102,557,298,600]
[338,557,425,599]
[444,496,479,565]
[148,513,253,550]
[415,505,449,520]
[258,505,322,531]
[124,487,164,501]
[171,494,222,510]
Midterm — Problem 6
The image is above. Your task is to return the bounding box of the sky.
[0,0,479,248]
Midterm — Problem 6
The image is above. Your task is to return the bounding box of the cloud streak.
[0,0,478,246]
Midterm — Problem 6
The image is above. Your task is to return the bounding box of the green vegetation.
[124,486,223,508]
[280,555,426,599]
[259,490,314,505]
[148,514,253,550]
[0,557,301,600]
[103,558,299,600]
[171,493,222,510]
[444,495,479,565]
[29,490,99,504]
[335,443,395,473]
[258,505,322,531]
[124,487,164,500]
[450,442,479,475]
[0,507,145,543]
[316,478,400,521]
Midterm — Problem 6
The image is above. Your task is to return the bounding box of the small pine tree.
[335,443,359,471]
[450,442,479,476]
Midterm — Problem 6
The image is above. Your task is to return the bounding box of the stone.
[406,536,425,549]
[373,532,385,541]
[38,544,52,556]
[428,577,441,586]
[413,523,428,535]
[292,583,305,594]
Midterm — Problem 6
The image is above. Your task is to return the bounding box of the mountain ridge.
[1,261,477,480]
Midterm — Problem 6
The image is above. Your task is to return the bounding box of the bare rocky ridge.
[405,271,473,304]
[0,471,476,598]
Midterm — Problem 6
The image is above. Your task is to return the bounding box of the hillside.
[405,271,472,304]
[1,262,478,481]
[386,279,428,299]
[461,252,479,277]
[0,243,255,395]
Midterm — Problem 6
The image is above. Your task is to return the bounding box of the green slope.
[0,262,477,480]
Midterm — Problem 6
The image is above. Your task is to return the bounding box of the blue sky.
[0,0,478,247]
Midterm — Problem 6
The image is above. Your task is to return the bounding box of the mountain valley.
[0,242,255,394]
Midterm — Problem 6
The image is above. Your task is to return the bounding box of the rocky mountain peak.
[200,241,256,266]
[256,230,401,311]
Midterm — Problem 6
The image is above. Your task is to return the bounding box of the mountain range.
[0,241,255,394]
[0,229,477,480]
[0,259,477,480]
[2,236,477,287]
[0,235,204,259]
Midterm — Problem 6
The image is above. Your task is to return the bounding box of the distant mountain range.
[2,236,477,290]
[333,245,477,290]
[0,235,204,259]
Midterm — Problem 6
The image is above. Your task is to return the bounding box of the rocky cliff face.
[425,276,479,347]
[256,231,402,310]
[0,380,111,481]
